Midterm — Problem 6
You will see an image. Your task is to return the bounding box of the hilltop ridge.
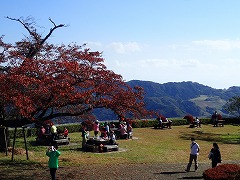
[93,80,240,120]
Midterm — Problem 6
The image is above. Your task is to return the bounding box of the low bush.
[132,119,156,128]
[224,118,240,125]
[203,164,240,180]
[7,117,236,139]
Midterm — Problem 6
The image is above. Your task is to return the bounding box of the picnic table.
[36,133,52,145]
[87,137,109,145]
[189,121,201,128]
[36,133,70,145]
[85,137,118,152]
[154,121,172,129]
[54,134,70,145]
[213,119,225,127]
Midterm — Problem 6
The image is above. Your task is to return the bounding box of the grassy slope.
[190,95,227,116]
[0,125,239,166]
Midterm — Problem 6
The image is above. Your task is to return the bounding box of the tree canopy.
[0,17,150,126]
[224,96,240,117]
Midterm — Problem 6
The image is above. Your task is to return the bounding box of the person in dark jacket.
[209,143,221,168]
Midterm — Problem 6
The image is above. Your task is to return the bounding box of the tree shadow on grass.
[179,130,240,144]
[0,161,44,180]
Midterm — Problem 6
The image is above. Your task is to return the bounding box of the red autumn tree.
[0,17,150,127]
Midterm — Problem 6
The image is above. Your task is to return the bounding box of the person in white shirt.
[186,137,200,172]
[195,117,201,128]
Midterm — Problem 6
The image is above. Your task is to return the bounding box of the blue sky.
[1,1,240,89]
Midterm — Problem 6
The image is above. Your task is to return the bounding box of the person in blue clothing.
[46,144,61,180]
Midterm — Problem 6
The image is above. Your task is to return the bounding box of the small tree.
[224,96,240,117]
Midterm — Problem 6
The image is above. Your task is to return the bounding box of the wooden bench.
[189,123,198,128]
[214,120,225,127]
[103,145,119,152]
[84,144,99,152]
[154,121,171,129]
[84,144,119,153]
[54,137,70,145]
[162,122,170,128]
[189,121,201,128]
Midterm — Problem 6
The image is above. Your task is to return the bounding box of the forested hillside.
[94,80,240,120]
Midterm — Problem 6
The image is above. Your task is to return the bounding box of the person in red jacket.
[63,127,69,138]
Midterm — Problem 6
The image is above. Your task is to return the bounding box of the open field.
[0,124,239,179]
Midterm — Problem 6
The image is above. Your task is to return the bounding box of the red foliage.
[203,164,240,180]
[183,114,194,123]
[0,17,151,125]
[211,113,222,120]
[158,114,166,121]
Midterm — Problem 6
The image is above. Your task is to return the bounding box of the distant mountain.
[93,80,240,120]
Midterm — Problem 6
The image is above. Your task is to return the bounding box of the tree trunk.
[0,127,10,152]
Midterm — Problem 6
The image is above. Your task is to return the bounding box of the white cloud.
[108,42,142,54]
[192,39,240,51]
[87,41,102,47]
[138,58,201,69]
[102,39,240,89]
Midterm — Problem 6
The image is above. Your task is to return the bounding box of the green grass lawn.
[0,124,239,166]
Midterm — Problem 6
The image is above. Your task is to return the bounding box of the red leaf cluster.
[183,114,194,123]
[203,164,240,180]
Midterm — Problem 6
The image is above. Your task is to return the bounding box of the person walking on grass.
[209,143,222,168]
[185,137,200,172]
[46,145,61,180]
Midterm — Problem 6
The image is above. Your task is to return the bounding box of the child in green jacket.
[46,145,61,180]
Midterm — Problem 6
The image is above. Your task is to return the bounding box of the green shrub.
[8,124,82,139]
[171,119,188,126]
[131,120,141,128]
[203,164,240,180]
[7,117,238,139]
[8,128,37,139]
[56,124,82,133]
[223,118,240,125]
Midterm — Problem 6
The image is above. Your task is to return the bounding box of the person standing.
[104,122,110,138]
[81,124,88,150]
[195,117,201,128]
[63,127,68,138]
[93,120,99,137]
[209,143,222,168]
[186,137,200,172]
[46,145,61,180]
[51,124,58,144]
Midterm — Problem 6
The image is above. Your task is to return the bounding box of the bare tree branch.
[5,16,39,41]
[5,16,65,59]
[40,18,65,45]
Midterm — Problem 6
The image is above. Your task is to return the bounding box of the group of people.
[185,137,222,172]
[92,120,133,140]
[37,123,69,145]
[45,122,224,180]
[93,120,112,139]
[211,111,223,127]
[118,121,133,139]
[81,120,118,151]
[193,117,201,128]
[156,116,173,129]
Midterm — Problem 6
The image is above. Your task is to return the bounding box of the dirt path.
[2,160,239,180]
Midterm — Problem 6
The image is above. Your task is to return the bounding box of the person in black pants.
[209,143,222,168]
